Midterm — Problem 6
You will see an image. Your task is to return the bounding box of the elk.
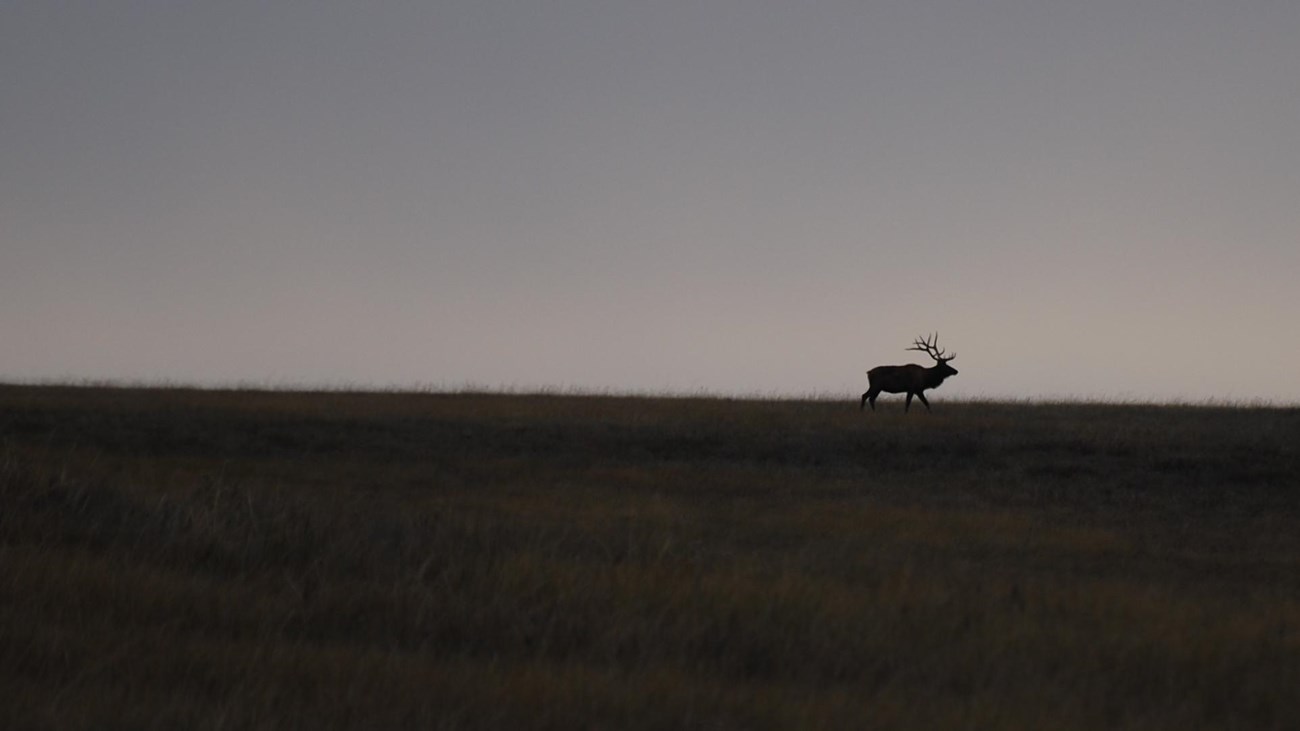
[861,333,958,413]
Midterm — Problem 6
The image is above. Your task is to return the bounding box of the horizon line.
[1,378,1294,409]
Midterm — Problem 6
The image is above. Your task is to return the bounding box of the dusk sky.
[4,2,1298,402]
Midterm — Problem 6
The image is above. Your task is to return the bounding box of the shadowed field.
[2,385,1298,729]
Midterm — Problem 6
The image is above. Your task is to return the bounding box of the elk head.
[908,332,958,378]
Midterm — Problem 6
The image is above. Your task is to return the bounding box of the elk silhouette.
[861,333,958,413]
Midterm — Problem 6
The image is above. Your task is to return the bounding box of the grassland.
[2,384,1298,730]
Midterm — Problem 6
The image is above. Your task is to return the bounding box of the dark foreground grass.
[2,385,1298,730]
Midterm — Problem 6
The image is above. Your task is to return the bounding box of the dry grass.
[2,385,1298,729]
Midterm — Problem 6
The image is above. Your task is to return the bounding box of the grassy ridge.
[2,385,1298,729]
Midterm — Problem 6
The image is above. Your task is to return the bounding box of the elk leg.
[904,393,914,412]
[915,392,931,411]
[860,389,880,411]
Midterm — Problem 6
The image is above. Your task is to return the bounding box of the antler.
[907,333,956,363]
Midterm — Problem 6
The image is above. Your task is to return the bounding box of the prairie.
[2,384,1298,729]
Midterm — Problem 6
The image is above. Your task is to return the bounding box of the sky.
[3,1,1298,402]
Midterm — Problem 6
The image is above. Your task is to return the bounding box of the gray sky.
[3,1,1298,401]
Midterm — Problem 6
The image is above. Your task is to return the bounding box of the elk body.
[861,334,958,413]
